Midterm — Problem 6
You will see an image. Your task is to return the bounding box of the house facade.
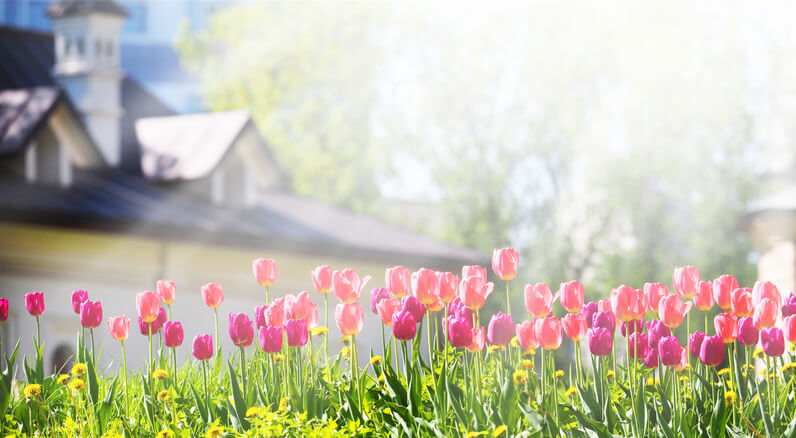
[0,0,486,371]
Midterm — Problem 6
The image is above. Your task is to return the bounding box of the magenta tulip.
[646,319,671,349]
[448,314,474,348]
[25,291,44,317]
[582,302,598,328]
[643,347,658,368]
[628,332,649,360]
[689,331,705,358]
[228,313,254,347]
[163,321,184,348]
[589,327,613,356]
[761,327,784,357]
[782,292,796,318]
[192,334,214,361]
[487,312,514,346]
[699,335,725,367]
[401,295,426,322]
[658,336,683,367]
[285,318,308,347]
[259,326,283,353]
[393,310,417,340]
[620,319,643,337]
[0,297,8,322]
[79,299,103,329]
[254,305,268,329]
[592,310,616,334]
[370,288,391,314]
[737,317,758,346]
[71,290,88,314]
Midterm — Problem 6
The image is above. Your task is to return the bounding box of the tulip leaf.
[189,380,209,424]
[226,361,250,431]
[86,352,100,405]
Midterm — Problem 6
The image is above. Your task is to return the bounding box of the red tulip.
[753,298,779,330]
[644,283,668,312]
[385,266,411,298]
[163,321,184,348]
[558,280,585,313]
[466,326,486,353]
[376,298,401,326]
[412,268,439,305]
[79,299,103,329]
[534,315,563,350]
[714,313,738,343]
[731,287,753,317]
[436,271,459,303]
[201,283,224,309]
[156,280,176,305]
[712,275,738,311]
[524,283,553,318]
[693,281,714,311]
[673,265,700,299]
[658,294,692,328]
[333,268,371,303]
[25,291,45,317]
[783,315,796,345]
[459,275,494,310]
[562,312,588,342]
[515,321,538,351]
[491,248,519,281]
[136,291,159,323]
[107,316,129,341]
[71,290,88,314]
[259,326,283,353]
[335,302,364,336]
[192,334,214,361]
[253,258,277,288]
[228,312,254,347]
[311,265,333,294]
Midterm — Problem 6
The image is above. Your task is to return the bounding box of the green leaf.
[226,360,250,431]
[86,352,100,405]
[190,380,209,424]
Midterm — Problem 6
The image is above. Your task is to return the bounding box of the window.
[76,37,84,56]
[121,2,147,34]
[28,0,51,30]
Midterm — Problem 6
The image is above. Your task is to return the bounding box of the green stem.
[552,351,558,424]
[167,303,172,321]
[35,316,40,346]
[202,360,210,423]
[214,308,220,357]
[505,280,511,318]
[240,345,246,394]
[121,341,129,419]
[266,286,270,304]
[148,322,153,376]
[324,294,329,376]
[353,335,362,410]
[90,328,95,364]
[426,305,436,389]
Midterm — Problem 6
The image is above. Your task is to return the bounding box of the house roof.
[747,183,796,215]
[46,0,128,19]
[0,86,61,155]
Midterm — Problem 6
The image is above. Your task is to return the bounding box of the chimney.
[47,0,127,166]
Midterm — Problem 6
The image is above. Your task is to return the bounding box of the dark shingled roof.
[0,87,61,155]
[46,0,128,18]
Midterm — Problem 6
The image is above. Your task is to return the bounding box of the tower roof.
[46,0,128,19]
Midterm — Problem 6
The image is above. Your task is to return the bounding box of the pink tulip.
[629,332,649,360]
[459,275,494,310]
[783,315,796,344]
[462,265,488,282]
[428,296,443,313]
[753,298,779,330]
[524,283,553,318]
[592,311,616,334]
[285,319,308,347]
[562,312,588,342]
[156,280,176,305]
[646,319,671,349]
[582,302,598,328]
[487,312,514,346]
[265,298,286,328]
[672,349,688,372]
[333,268,372,303]
[611,285,645,322]
[259,326,283,353]
[107,316,129,342]
[385,266,411,298]
[752,280,782,309]
[376,298,402,326]
[466,326,486,353]
[136,291,160,323]
[201,283,224,309]
[644,283,668,312]
[437,272,459,303]
[370,288,390,314]
[714,313,738,343]
[254,305,268,328]
[79,300,103,329]
[306,302,319,329]
[643,347,659,368]
[737,317,759,346]
[447,314,474,348]
[71,290,88,314]
[731,287,753,317]
[401,295,426,322]
[192,334,214,361]
[253,258,277,288]
[228,313,255,347]
[335,302,364,336]
[534,315,563,350]
[693,281,714,311]
[673,265,700,299]
[285,291,313,321]
[589,328,613,356]
[138,307,166,335]
[311,265,333,294]
[658,294,692,328]
[0,298,7,322]
[25,291,45,317]
[515,321,538,351]
[712,275,738,311]
[598,298,612,313]
[392,310,417,340]
[700,335,724,367]
[412,268,439,305]
[491,248,519,281]
[558,281,585,313]
[163,321,184,348]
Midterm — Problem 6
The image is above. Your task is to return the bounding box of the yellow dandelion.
[789,343,796,352]
[69,379,85,391]
[759,368,768,376]
[513,370,528,385]
[487,345,505,354]
[273,354,285,363]
[554,370,564,379]
[24,384,41,399]
[370,356,383,365]
[685,364,692,371]
[206,426,224,438]
[724,391,737,406]
[565,387,578,398]
[378,374,385,384]
[646,378,655,387]
[341,346,351,357]
[522,349,536,357]
[742,372,747,378]
[781,363,796,374]
[717,368,730,377]
[278,397,289,412]
[382,407,392,415]
[157,390,171,402]
[493,425,507,437]
[340,335,351,345]
[153,369,168,380]
[679,375,689,383]
[311,326,329,336]
[510,337,520,348]
[245,406,261,418]
[742,364,755,371]
[156,430,175,438]
[465,432,480,438]
[71,363,87,377]
[753,348,764,359]
[57,374,70,385]
[607,370,616,380]
[521,359,533,370]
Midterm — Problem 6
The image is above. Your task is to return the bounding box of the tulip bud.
[558,280,585,313]
[71,290,88,314]
[714,313,738,343]
[761,327,785,357]
[699,335,725,367]
[589,327,613,356]
[737,317,758,346]
[562,312,588,342]
[192,334,214,361]
[487,312,514,346]
[712,275,738,312]
[392,310,417,341]
[491,248,519,281]
[163,321,184,348]
[673,265,700,299]
[25,291,45,317]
